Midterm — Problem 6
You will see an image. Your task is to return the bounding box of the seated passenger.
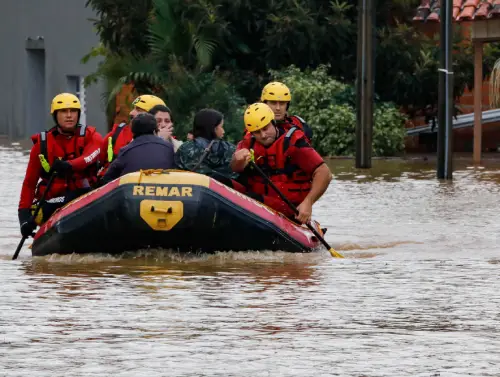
[101,113,175,184]
[231,103,332,224]
[151,104,183,152]
[18,93,103,237]
[175,109,238,183]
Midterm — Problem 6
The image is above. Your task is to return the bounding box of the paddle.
[12,172,56,260]
[191,139,215,172]
[248,158,344,258]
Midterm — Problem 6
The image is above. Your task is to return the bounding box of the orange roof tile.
[413,0,500,22]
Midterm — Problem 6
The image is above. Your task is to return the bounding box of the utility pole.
[355,0,375,168]
[437,0,454,179]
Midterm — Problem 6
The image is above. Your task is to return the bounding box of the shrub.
[270,64,407,156]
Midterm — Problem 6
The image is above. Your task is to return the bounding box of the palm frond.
[148,0,178,59]
[192,34,218,68]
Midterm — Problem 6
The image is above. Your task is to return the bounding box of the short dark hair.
[149,105,173,121]
[131,113,157,136]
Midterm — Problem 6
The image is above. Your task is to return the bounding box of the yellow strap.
[38,154,50,173]
[30,203,44,225]
[107,137,113,162]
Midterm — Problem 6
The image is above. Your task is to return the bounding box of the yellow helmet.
[260,82,291,102]
[132,94,166,112]
[244,103,275,133]
[50,93,81,114]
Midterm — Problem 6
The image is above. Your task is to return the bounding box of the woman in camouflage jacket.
[174,109,238,181]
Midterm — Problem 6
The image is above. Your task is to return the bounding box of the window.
[67,76,86,125]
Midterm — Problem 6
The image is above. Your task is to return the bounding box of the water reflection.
[327,156,500,184]
[19,250,322,296]
[2,142,500,376]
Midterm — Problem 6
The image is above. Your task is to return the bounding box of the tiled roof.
[413,0,500,22]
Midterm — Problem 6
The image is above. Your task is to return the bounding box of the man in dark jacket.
[101,113,175,184]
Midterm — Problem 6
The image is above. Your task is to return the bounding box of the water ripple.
[1,144,500,376]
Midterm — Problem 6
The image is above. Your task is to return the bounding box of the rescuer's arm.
[291,138,332,224]
[18,144,42,210]
[69,130,103,171]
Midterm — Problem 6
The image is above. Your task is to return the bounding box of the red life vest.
[247,127,312,205]
[98,122,132,177]
[32,125,97,200]
[283,115,313,142]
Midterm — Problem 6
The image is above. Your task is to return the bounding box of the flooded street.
[1,143,500,376]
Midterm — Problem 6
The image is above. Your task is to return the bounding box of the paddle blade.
[329,248,344,258]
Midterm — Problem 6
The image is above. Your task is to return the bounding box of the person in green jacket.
[175,109,238,182]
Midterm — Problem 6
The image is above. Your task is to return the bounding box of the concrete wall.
[0,0,107,139]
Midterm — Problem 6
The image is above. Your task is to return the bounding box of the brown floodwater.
[1,142,499,376]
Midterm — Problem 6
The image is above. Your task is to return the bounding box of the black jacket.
[102,134,175,184]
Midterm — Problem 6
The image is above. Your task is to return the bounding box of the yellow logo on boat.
[133,185,193,197]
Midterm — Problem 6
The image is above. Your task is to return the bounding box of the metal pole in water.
[355,0,375,168]
[437,0,454,179]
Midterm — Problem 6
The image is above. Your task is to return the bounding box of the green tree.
[84,0,500,141]
[84,0,245,140]
[85,0,153,57]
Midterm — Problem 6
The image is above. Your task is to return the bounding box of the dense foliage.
[84,0,500,155]
[271,65,406,156]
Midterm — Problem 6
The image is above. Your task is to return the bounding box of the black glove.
[20,220,36,238]
[18,208,36,238]
[52,159,72,176]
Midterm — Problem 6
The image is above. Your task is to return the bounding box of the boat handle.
[150,206,173,214]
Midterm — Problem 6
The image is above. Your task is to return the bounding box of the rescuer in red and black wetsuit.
[240,81,313,149]
[259,81,313,141]
[231,102,332,225]
[97,94,168,180]
[18,93,103,237]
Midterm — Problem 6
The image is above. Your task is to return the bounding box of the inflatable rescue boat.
[31,170,324,256]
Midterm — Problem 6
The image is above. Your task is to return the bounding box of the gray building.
[0,0,107,140]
